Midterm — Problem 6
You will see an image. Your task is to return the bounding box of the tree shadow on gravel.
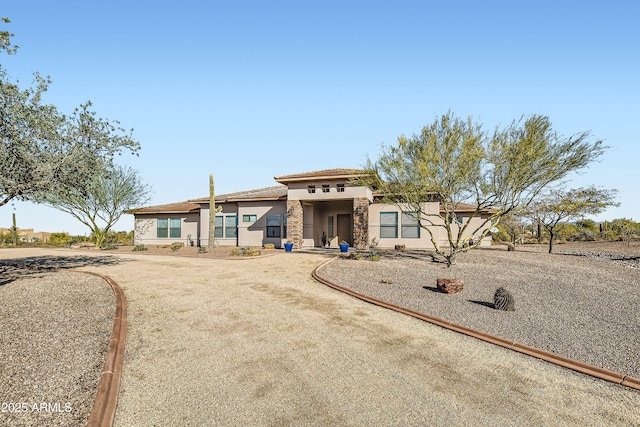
[0,255,123,286]
[379,249,444,263]
[468,300,496,309]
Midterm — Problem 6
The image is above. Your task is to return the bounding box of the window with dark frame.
[243,214,257,222]
[214,216,223,238]
[380,212,398,238]
[328,215,334,238]
[401,213,420,238]
[322,184,330,193]
[266,214,281,238]
[307,185,316,194]
[169,218,181,238]
[157,218,168,238]
[225,216,237,238]
[337,184,345,192]
[283,214,287,238]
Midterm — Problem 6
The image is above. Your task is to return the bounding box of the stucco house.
[129,168,494,250]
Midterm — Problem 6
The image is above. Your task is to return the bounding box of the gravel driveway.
[1,247,638,426]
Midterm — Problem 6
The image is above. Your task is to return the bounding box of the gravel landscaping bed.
[0,270,114,426]
[317,245,640,379]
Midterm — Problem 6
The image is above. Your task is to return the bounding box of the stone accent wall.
[353,197,369,250]
[286,200,304,249]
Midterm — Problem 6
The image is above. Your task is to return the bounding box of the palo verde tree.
[40,164,151,248]
[0,18,139,208]
[358,111,606,266]
[526,186,618,253]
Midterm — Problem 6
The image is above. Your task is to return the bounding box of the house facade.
[129,169,493,249]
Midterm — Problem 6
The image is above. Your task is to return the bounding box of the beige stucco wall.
[286,181,373,202]
[134,213,200,247]
[368,203,493,249]
[236,201,287,247]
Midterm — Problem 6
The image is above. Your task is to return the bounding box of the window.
[380,212,398,238]
[337,184,345,193]
[283,214,287,238]
[214,216,223,238]
[328,215,334,238]
[157,218,168,238]
[214,215,237,238]
[225,216,237,238]
[401,213,420,238]
[243,214,257,223]
[170,218,181,238]
[266,214,281,238]
[157,218,181,238]
[322,184,330,193]
[307,185,316,194]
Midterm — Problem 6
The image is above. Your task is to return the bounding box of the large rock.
[436,278,464,294]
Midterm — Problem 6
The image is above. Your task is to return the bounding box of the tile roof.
[190,185,288,203]
[274,168,369,183]
[126,201,202,214]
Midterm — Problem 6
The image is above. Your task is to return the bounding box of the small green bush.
[48,233,72,247]
[170,242,184,251]
[198,246,207,254]
[132,244,148,252]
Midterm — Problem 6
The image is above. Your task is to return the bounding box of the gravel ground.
[318,245,640,378]
[1,245,639,426]
[0,269,114,427]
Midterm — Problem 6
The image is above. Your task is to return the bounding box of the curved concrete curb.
[81,271,127,427]
[312,257,640,391]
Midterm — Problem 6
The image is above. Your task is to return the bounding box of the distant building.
[0,228,67,243]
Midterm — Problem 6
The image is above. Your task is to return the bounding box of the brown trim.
[83,271,127,427]
[311,257,640,391]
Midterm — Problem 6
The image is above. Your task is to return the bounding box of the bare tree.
[526,186,618,253]
[41,165,152,247]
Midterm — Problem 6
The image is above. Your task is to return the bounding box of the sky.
[2,1,639,235]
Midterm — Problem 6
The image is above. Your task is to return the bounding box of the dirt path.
[2,248,638,425]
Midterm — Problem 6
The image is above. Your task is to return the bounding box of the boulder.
[436,278,464,294]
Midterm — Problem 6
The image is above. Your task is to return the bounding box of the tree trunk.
[537,222,543,243]
[548,229,554,253]
[446,250,457,267]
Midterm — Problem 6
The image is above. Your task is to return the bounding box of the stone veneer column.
[353,197,369,250]
[286,200,303,249]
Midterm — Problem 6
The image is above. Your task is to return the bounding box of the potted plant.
[339,240,349,252]
[284,240,294,252]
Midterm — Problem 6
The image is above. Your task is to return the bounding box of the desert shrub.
[494,287,515,311]
[171,242,184,251]
[346,251,364,260]
[132,244,148,252]
[48,233,72,247]
[198,246,207,254]
[263,243,275,250]
[100,243,118,251]
[231,247,261,256]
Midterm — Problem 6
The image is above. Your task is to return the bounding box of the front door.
[337,214,352,246]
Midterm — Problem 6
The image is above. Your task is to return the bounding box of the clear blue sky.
[3,1,639,235]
